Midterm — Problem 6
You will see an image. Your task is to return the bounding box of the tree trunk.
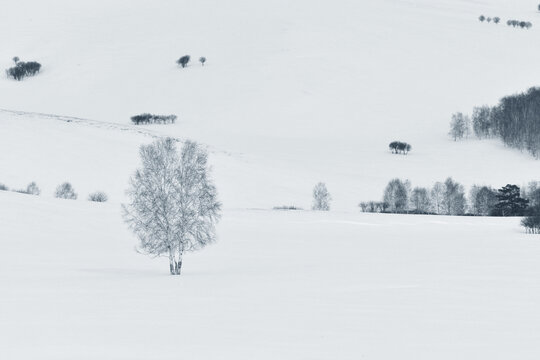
[168,248,176,275]
[175,250,184,275]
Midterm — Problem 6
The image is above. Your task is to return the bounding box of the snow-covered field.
[2,191,539,359]
[1,0,540,358]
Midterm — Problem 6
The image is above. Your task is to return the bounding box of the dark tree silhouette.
[177,55,191,68]
[493,184,529,216]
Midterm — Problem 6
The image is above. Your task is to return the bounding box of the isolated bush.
[493,17,500,24]
[199,56,206,66]
[177,55,190,68]
[0,183,8,191]
[312,182,331,211]
[26,182,41,195]
[6,60,41,81]
[88,191,108,202]
[55,182,77,200]
[522,208,540,233]
[130,114,177,125]
[479,15,486,22]
[487,17,492,23]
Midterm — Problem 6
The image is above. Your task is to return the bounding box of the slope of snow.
[2,0,540,210]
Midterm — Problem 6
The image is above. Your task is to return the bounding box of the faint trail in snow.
[0,108,239,158]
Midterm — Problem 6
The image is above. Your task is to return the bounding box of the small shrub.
[55,182,77,200]
[88,191,108,202]
[273,205,302,210]
[0,183,8,191]
[177,55,190,68]
[487,17,492,23]
[493,17,500,24]
[26,182,41,195]
[479,15,485,22]
[12,56,19,64]
[199,57,206,66]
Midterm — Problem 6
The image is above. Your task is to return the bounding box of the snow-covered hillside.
[2,191,540,360]
[2,1,540,209]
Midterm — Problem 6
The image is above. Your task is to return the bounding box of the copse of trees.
[506,19,532,29]
[458,87,540,157]
[388,141,412,154]
[130,114,177,125]
[6,58,41,81]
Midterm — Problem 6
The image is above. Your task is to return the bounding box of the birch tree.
[123,138,221,275]
[312,182,331,211]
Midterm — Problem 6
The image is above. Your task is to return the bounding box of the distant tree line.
[450,87,540,157]
[6,57,41,81]
[131,113,177,125]
[389,141,412,155]
[359,178,539,220]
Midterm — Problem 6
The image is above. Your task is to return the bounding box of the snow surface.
[1,191,540,359]
[1,0,540,358]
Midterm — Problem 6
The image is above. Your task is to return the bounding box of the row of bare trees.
[360,178,535,217]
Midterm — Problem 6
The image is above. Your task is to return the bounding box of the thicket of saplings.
[389,141,412,155]
[130,113,177,125]
[359,178,540,233]
[450,87,540,158]
[6,57,41,81]
[0,181,107,202]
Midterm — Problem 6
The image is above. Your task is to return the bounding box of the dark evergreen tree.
[493,184,529,216]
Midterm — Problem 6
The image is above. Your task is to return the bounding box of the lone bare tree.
[312,182,331,211]
[123,138,221,275]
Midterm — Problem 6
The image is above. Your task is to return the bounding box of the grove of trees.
[453,87,540,157]
[6,57,41,81]
[130,114,177,125]
[388,141,412,154]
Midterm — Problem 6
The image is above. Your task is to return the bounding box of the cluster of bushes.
[360,177,535,218]
[130,113,177,125]
[176,55,206,68]
[506,19,532,29]
[451,87,540,157]
[0,180,107,202]
[388,141,412,155]
[479,15,500,24]
[6,57,41,81]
